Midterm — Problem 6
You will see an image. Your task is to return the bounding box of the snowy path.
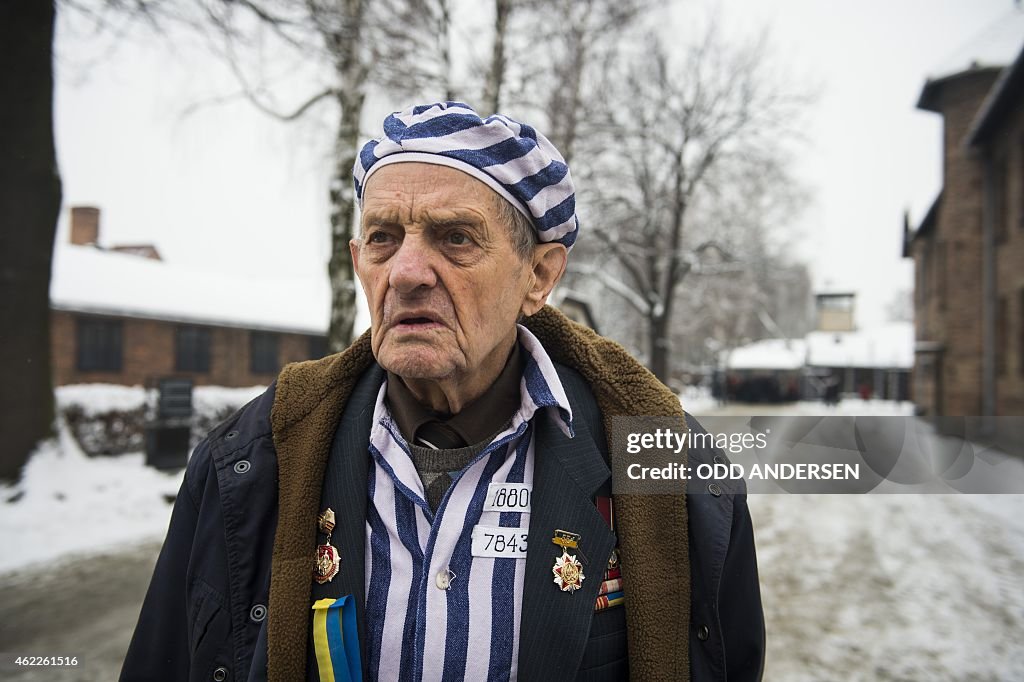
[694,397,1024,678]
[751,494,1024,680]
[0,542,160,681]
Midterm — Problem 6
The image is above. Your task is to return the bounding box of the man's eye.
[367,231,391,244]
[447,231,469,246]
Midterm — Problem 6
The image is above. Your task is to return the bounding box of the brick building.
[51,207,329,388]
[904,46,1024,417]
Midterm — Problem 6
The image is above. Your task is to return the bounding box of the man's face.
[352,162,537,388]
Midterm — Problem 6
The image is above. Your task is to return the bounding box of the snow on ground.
[680,384,915,417]
[680,385,718,415]
[0,419,182,574]
[1,384,267,575]
[751,493,1024,680]
[56,383,148,415]
[695,393,1024,676]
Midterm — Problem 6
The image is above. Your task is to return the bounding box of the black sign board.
[157,378,193,420]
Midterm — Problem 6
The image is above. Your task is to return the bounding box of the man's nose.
[388,237,437,293]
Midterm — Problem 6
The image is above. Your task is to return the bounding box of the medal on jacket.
[552,551,585,593]
[552,529,585,593]
[314,507,341,584]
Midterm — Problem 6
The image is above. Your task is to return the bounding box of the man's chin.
[377,350,458,382]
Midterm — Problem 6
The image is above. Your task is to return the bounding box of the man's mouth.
[392,313,445,331]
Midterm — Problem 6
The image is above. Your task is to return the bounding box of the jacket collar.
[517,392,617,678]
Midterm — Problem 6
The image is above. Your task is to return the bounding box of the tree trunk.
[0,1,62,479]
[439,0,454,101]
[649,312,670,385]
[326,0,368,352]
[327,88,365,352]
[483,0,511,113]
[561,33,586,166]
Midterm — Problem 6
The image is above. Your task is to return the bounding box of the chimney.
[70,206,100,246]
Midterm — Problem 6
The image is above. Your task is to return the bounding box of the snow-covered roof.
[806,323,914,369]
[726,339,807,370]
[723,322,914,371]
[50,243,330,334]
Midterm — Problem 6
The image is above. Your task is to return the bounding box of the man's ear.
[521,243,568,317]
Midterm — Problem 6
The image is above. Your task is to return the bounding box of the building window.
[76,317,122,372]
[308,335,328,360]
[250,331,279,374]
[175,326,211,373]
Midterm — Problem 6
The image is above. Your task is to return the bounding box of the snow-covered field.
[0,419,182,573]
[1,384,265,573]
[2,385,1022,677]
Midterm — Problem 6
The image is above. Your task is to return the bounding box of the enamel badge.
[315,544,341,584]
[314,507,341,584]
[552,551,585,593]
[607,548,620,572]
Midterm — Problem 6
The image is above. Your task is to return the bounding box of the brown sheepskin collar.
[268,305,689,681]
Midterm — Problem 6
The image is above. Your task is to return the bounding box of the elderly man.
[122,102,764,682]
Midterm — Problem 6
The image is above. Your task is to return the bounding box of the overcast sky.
[54,0,1024,333]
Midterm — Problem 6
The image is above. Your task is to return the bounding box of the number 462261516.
[14,656,79,666]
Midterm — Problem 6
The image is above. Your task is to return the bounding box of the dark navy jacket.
[121,364,764,681]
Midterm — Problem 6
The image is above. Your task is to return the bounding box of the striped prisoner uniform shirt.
[364,325,574,681]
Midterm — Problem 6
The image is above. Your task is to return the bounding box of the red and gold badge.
[552,551,585,593]
[315,543,341,584]
[313,507,341,584]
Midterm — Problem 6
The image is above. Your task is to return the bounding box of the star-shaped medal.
[552,551,585,593]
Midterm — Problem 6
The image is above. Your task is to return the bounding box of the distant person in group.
[121,101,765,681]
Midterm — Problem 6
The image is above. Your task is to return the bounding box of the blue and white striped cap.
[354,101,579,250]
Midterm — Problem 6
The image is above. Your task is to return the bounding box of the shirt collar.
[515,323,574,438]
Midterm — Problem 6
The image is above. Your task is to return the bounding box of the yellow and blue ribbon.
[312,595,362,682]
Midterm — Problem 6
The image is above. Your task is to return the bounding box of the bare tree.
[70,0,476,351]
[482,0,513,113]
[372,0,458,101]
[189,0,372,351]
[63,0,375,350]
[0,1,62,478]
[572,26,808,383]
[528,0,655,164]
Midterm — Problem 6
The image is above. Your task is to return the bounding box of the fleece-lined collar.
[268,305,690,681]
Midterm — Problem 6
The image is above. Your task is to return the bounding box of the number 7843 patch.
[471,525,529,559]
